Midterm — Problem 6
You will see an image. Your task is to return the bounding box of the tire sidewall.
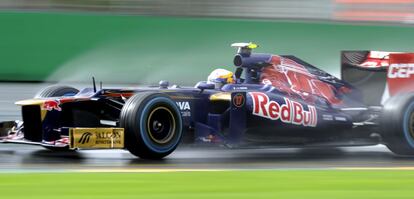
[35,85,79,98]
[120,92,184,158]
[137,96,182,153]
[382,93,414,155]
[402,100,414,148]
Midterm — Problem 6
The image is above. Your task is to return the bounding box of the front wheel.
[120,92,183,159]
[382,93,414,155]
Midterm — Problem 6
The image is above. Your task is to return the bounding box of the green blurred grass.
[0,170,413,199]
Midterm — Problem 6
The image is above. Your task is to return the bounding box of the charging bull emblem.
[249,92,317,127]
[233,93,245,107]
[42,100,62,111]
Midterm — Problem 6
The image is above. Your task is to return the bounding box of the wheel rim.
[146,106,176,144]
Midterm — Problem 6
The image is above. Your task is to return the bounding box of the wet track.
[1,83,414,172]
[3,144,414,171]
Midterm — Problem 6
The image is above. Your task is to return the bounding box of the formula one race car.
[1,43,414,159]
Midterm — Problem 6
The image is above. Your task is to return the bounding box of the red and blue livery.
[1,43,414,159]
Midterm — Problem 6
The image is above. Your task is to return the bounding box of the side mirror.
[195,81,215,91]
[159,80,169,89]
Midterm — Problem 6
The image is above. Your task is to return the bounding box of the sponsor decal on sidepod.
[176,101,191,110]
[233,93,245,107]
[249,92,317,127]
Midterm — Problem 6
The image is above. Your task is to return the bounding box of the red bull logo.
[42,100,62,111]
[249,92,317,127]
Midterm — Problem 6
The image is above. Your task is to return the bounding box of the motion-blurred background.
[0,0,413,84]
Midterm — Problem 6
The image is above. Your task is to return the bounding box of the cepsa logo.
[249,92,317,127]
[388,64,414,78]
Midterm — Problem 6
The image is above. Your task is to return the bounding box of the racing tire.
[35,85,79,98]
[120,92,183,159]
[382,93,414,156]
[35,85,79,151]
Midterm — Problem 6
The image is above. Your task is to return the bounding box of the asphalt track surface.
[1,83,414,172]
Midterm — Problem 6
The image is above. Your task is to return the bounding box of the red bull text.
[249,92,317,127]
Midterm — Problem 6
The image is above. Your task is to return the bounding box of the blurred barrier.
[0,0,414,23]
[0,12,414,84]
[335,0,414,23]
[0,0,334,21]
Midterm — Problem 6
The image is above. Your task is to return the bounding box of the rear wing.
[341,51,414,105]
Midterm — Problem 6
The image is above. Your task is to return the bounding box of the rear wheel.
[120,92,183,159]
[35,85,79,151]
[382,93,414,155]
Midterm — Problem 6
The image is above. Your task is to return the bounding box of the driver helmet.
[207,68,235,89]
